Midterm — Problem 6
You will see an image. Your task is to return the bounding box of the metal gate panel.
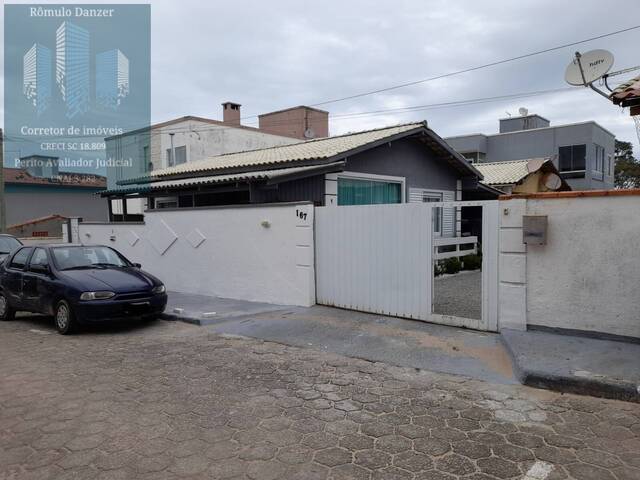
[315,203,432,320]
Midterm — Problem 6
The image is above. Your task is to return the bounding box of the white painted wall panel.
[524,195,640,338]
[315,203,432,320]
[77,203,315,307]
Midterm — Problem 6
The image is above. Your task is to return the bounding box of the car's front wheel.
[54,300,76,335]
[0,291,15,321]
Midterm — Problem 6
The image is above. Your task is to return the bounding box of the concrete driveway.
[165,292,516,385]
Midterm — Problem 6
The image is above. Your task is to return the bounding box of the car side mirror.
[133,263,142,268]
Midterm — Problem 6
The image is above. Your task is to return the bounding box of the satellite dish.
[303,128,315,139]
[543,172,562,191]
[518,107,529,116]
[565,49,614,86]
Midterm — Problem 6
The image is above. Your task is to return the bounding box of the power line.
[329,87,577,119]
[2,86,582,152]
[232,24,640,119]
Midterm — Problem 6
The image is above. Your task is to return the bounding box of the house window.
[166,145,187,167]
[155,197,178,209]
[422,193,442,234]
[558,144,586,174]
[337,177,402,205]
[594,144,604,173]
[607,154,613,176]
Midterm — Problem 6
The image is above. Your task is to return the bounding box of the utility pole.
[0,128,6,233]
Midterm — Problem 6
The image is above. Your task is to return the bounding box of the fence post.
[65,217,82,243]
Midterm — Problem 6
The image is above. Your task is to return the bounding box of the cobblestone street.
[1,318,639,480]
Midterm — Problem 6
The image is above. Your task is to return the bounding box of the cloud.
[1,0,639,152]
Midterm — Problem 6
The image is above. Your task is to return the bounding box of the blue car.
[0,234,23,262]
[0,244,167,334]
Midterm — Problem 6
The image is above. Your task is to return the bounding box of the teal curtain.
[338,178,401,205]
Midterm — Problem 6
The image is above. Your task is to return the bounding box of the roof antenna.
[505,111,512,118]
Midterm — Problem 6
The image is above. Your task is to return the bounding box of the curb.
[500,332,640,403]
[160,312,204,326]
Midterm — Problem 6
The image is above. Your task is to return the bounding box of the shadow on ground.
[13,312,159,336]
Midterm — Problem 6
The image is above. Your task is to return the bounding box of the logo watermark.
[4,4,150,184]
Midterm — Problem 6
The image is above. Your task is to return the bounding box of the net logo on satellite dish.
[565,49,614,86]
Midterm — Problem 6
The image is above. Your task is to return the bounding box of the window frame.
[558,144,587,176]
[28,248,50,274]
[166,145,187,167]
[421,192,443,235]
[335,171,406,206]
[593,144,605,180]
[8,247,34,271]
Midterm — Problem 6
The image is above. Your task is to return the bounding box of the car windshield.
[0,236,21,253]
[52,246,130,270]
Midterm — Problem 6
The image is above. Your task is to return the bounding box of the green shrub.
[442,257,461,275]
[462,254,482,271]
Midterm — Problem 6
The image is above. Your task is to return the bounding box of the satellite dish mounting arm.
[574,51,610,99]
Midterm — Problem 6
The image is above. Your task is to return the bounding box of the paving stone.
[375,435,413,454]
[491,442,535,462]
[238,442,278,461]
[277,445,313,464]
[434,454,476,476]
[355,449,392,469]
[414,438,451,456]
[331,463,371,480]
[314,447,353,466]
[361,422,395,437]
[168,455,211,476]
[451,440,491,459]
[340,433,374,451]
[394,450,433,472]
[565,462,617,480]
[246,460,287,480]
[135,454,173,474]
[476,457,520,478]
[1,319,638,480]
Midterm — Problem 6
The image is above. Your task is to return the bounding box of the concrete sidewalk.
[501,328,640,403]
[163,291,290,324]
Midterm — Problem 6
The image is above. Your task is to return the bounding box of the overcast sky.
[2,0,640,152]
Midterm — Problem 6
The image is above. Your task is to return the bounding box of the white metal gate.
[315,200,499,331]
[315,203,432,320]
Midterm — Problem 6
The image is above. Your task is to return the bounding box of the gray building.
[445,114,616,190]
[3,167,107,226]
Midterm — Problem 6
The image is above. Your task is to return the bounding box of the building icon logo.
[96,49,130,109]
[55,21,90,118]
[23,43,52,116]
[22,21,130,118]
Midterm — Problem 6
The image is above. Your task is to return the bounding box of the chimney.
[258,106,329,140]
[222,101,241,126]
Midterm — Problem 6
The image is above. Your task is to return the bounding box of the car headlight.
[152,285,166,294]
[80,291,116,301]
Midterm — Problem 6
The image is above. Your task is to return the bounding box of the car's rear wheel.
[0,292,15,321]
[54,300,76,335]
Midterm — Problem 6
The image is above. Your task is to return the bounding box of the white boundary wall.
[78,203,315,307]
[498,193,640,339]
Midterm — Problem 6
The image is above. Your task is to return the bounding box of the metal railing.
[434,236,478,260]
